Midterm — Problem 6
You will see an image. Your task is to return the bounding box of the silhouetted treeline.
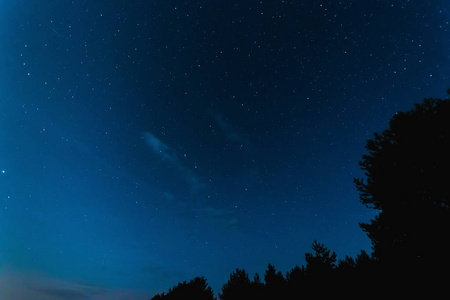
[219,242,381,299]
[150,277,214,300]
[151,242,378,300]
[151,92,450,299]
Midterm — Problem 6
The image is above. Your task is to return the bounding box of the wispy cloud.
[31,284,103,300]
[142,131,203,190]
[140,265,185,285]
[0,270,148,300]
[215,115,253,151]
[201,207,242,229]
[142,132,177,162]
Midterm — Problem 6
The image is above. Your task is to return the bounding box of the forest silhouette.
[150,92,450,299]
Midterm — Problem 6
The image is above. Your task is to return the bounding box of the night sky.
[0,0,449,299]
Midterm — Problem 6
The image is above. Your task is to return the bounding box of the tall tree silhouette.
[264,264,286,299]
[219,268,252,300]
[354,94,450,273]
[305,240,337,275]
[285,265,306,297]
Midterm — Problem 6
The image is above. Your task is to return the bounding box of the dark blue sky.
[0,0,448,299]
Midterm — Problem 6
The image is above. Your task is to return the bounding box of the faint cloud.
[215,115,240,142]
[142,131,203,191]
[225,218,241,229]
[215,115,253,151]
[161,191,175,201]
[142,132,177,162]
[141,265,185,285]
[31,285,103,300]
[202,207,242,229]
[0,269,147,300]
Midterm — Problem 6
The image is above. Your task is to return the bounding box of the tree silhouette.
[251,273,266,299]
[336,249,376,293]
[219,268,252,300]
[285,265,306,298]
[150,277,215,300]
[354,95,450,275]
[305,240,337,274]
[264,264,286,298]
[338,250,373,272]
[303,240,338,295]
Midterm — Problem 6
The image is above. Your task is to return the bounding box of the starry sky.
[0,0,449,299]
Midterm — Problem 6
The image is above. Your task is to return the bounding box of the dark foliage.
[150,93,450,298]
[264,264,287,299]
[219,268,251,300]
[219,268,268,300]
[354,95,450,275]
[150,277,214,300]
[216,242,378,299]
[305,240,337,274]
